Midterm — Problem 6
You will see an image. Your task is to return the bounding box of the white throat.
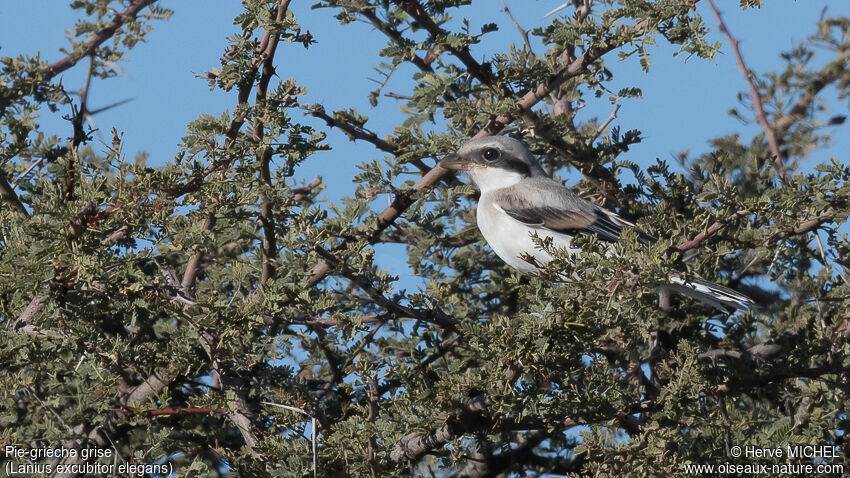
[466,167,525,193]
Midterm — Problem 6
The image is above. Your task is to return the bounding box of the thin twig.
[814,231,845,283]
[66,55,96,202]
[29,389,74,433]
[545,2,572,18]
[262,402,318,478]
[588,102,621,145]
[502,1,533,55]
[392,0,497,88]
[307,104,396,153]
[313,245,459,332]
[10,157,46,189]
[706,0,786,178]
[88,97,134,115]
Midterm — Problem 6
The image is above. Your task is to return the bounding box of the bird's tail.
[662,274,756,312]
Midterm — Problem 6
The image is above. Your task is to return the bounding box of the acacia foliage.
[1,0,850,476]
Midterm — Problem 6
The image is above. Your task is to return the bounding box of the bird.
[440,135,755,311]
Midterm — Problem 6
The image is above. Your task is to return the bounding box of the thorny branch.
[502,0,533,54]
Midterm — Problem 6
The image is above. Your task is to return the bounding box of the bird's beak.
[440,153,485,171]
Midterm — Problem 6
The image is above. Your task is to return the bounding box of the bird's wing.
[496,179,656,244]
[497,204,631,243]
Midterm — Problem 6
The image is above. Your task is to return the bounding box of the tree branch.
[390,0,630,203]
[389,396,654,465]
[9,156,46,189]
[45,0,157,77]
[502,1,533,55]
[674,210,750,253]
[181,0,291,291]
[772,48,850,139]
[702,364,850,396]
[307,104,397,154]
[256,1,291,284]
[0,0,157,115]
[706,0,786,177]
[392,0,498,88]
[0,170,28,215]
[588,103,621,145]
[312,245,459,333]
[111,406,227,416]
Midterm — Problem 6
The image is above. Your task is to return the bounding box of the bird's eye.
[482,148,500,161]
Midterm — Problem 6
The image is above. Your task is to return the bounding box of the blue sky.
[2,0,848,284]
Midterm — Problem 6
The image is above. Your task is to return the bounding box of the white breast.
[476,194,580,274]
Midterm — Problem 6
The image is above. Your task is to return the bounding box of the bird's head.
[441,136,547,192]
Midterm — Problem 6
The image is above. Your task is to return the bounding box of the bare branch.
[588,103,621,145]
[12,296,43,329]
[10,157,46,189]
[502,1,533,55]
[123,370,180,406]
[706,0,786,177]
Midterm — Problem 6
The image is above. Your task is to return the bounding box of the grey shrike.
[441,135,755,311]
